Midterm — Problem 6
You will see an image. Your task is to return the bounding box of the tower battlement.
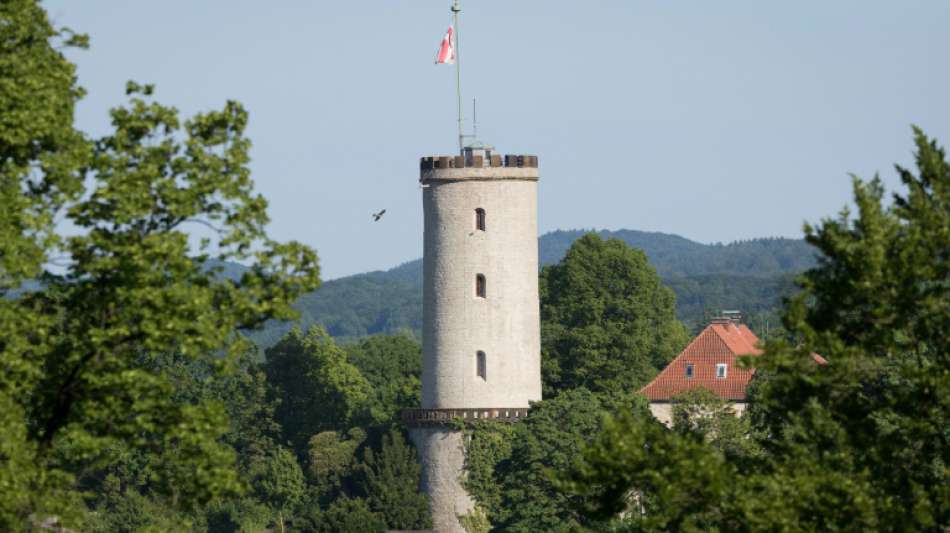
[420,154,539,170]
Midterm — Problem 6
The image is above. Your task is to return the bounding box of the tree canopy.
[0,1,320,527]
[540,233,689,395]
[561,128,950,531]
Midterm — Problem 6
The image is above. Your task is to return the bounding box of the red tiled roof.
[639,321,763,401]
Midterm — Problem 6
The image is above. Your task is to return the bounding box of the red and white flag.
[435,26,455,65]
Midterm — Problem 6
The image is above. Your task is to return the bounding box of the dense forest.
[1,2,947,532]
[245,231,813,348]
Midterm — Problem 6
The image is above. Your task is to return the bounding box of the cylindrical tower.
[421,150,541,409]
[407,148,541,532]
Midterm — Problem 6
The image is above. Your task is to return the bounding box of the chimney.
[712,310,742,327]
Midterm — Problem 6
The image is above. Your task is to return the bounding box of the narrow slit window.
[475,208,486,231]
[716,363,728,379]
[476,274,486,298]
[685,363,694,379]
[476,351,486,380]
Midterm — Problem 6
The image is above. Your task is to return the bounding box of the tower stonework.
[406,151,541,532]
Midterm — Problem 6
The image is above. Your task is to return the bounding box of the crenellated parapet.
[420,154,538,170]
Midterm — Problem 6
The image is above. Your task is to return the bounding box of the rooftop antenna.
[451,0,463,155]
[472,96,477,141]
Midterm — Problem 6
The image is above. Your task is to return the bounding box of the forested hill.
[540,230,815,277]
[244,230,816,348]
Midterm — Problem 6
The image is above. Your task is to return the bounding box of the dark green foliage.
[742,128,950,528]
[86,477,201,532]
[540,234,689,395]
[204,498,272,533]
[306,428,366,502]
[665,273,796,335]
[356,428,432,531]
[247,446,306,519]
[87,329,432,531]
[257,329,430,530]
[540,230,816,277]
[0,1,90,524]
[147,348,280,460]
[562,129,950,530]
[247,263,423,347]
[671,388,760,462]
[559,409,736,532]
[83,347,292,531]
[465,389,646,532]
[264,326,371,454]
[295,496,387,533]
[346,334,422,423]
[0,3,320,524]
[463,421,516,519]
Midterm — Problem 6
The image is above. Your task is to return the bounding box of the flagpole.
[452,0,463,155]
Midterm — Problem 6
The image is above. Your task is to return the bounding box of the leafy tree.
[346,334,422,423]
[86,475,200,533]
[144,347,281,461]
[264,326,371,454]
[294,496,386,533]
[744,127,950,529]
[558,409,736,532]
[356,428,431,531]
[0,2,320,527]
[465,388,645,532]
[670,388,759,462]
[0,1,89,524]
[540,233,689,395]
[247,446,306,532]
[562,129,950,530]
[306,428,366,502]
[205,498,272,533]
[0,0,87,287]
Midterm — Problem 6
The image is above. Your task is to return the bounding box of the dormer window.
[685,363,694,379]
[716,363,728,379]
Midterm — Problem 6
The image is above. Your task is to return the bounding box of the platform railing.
[401,407,530,427]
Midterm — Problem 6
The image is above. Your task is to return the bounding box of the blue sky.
[44,1,950,279]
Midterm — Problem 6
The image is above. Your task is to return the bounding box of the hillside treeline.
[246,232,812,347]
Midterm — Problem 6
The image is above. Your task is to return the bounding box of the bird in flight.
[372,209,386,221]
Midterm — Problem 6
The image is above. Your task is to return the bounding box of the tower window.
[475,208,486,231]
[716,363,728,379]
[476,351,486,380]
[685,363,694,379]
[476,274,486,298]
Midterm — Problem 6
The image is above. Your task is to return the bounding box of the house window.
[716,363,728,379]
[476,274,486,298]
[475,208,486,231]
[685,363,694,379]
[476,351,487,380]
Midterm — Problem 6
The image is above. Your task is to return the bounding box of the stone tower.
[405,146,541,532]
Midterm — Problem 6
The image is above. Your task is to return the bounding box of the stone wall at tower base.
[410,427,474,533]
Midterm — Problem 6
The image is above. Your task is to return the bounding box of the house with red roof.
[639,316,763,426]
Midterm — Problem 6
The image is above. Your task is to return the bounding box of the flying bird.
[372,209,386,222]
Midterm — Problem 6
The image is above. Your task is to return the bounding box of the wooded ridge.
[244,230,813,348]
